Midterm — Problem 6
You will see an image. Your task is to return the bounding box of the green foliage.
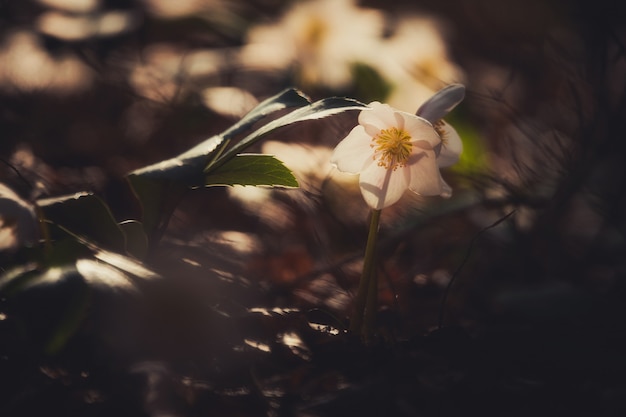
[350,62,393,103]
[0,87,365,356]
[0,264,91,355]
[0,227,159,354]
[127,88,365,244]
[205,154,299,188]
[127,89,311,185]
[118,220,150,259]
[447,118,489,175]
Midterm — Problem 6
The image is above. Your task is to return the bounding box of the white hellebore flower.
[331,84,464,210]
[242,0,384,90]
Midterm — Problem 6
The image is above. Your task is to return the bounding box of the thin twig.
[0,158,33,190]
[437,209,516,330]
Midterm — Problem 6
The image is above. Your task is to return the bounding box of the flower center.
[302,18,327,47]
[372,127,412,170]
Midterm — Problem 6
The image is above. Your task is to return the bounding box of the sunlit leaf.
[205,96,366,173]
[126,88,364,244]
[127,88,310,184]
[126,89,311,240]
[204,154,299,188]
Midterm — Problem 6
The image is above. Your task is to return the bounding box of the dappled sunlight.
[227,185,296,231]
[76,259,139,293]
[205,230,262,256]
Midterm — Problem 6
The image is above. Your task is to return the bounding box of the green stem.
[350,209,382,337]
[363,258,378,340]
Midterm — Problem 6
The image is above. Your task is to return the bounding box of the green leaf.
[124,175,186,245]
[204,154,299,188]
[125,89,312,242]
[118,220,149,259]
[351,62,393,103]
[0,264,90,355]
[205,96,366,173]
[0,256,147,355]
[125,88,365,245]
[127,88,310,185]
[37,192,126,252]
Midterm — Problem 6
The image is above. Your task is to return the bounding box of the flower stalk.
[332,84,465,341]
[350,208,381,337]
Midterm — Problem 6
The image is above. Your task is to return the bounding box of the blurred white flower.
[0,31,93,94]
[331,85,464,209]
[375,16,465,110]
[201,87,258,118]
[36,0,100,13]
[240,0,384,90]
[36,9,141,41]
[142,0,223,19]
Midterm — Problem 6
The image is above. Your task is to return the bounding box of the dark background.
[1,0,626,416]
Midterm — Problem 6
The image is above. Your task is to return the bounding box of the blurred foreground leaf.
[0,261,133,355]
[0,225,158,354]
[38,192,125,252]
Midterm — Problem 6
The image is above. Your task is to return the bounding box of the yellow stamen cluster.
[371,127,412,170]
[302,18,327,46]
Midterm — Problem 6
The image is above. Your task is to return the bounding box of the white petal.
[359,161,410,209]
[401,113,441,148]
[359,102,399,134]
[437,120,463,168]
[407,150,444,196]
[440,177,452,198]
[330,125,374,173]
